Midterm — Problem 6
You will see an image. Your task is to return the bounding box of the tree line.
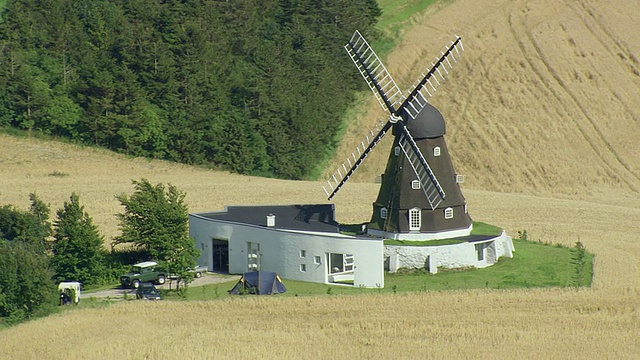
[0,0,381,179]
[0,179,197,325]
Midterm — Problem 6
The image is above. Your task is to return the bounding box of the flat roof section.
[195,204,340,234]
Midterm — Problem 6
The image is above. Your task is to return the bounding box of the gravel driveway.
[82,273,238,300]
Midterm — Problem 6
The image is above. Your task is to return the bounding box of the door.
[211,239,229,272]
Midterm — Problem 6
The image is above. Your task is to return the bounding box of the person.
[59,289,71,305]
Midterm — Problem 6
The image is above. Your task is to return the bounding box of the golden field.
[1,0,640,358]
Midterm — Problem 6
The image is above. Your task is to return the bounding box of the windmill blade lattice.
[345,30,404,114]
[397,123,445,210]
[325,31,462,203]
[400,36,464,120]
[323,120,392,200]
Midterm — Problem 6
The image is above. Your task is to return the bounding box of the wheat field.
[1,0,640,358]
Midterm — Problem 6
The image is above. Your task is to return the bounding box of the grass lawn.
[162,238,593,301]
[373,0,440,56]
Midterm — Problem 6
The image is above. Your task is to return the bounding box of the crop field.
[1,0,640,358]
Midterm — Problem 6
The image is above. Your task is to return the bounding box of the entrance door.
[211,239,229,272]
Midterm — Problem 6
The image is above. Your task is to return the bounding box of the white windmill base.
[385,231,514,274]
[368,224,473,241]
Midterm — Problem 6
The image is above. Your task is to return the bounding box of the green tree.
[0,240,58,324]
[51,193,105,286]
[0,195,51,253]
[0,0,381,180]
[114,179,199,286]
[572,241,587,288]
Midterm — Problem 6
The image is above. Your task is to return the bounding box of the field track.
[1,0,639,358]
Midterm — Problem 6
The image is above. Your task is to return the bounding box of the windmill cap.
[405,102,446,139]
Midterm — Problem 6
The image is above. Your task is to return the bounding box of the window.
[314,256,321,264]
[394,146,401,156]
[380,207,388,219]
[409,208,421,231]
[411,180,421,189]
[300,264,307,272]
[300,250,306,258]
[475,243,485,261]
[464,204,468,214]
[433,147,441,157]
[444,207,453,219]
[456,174,465,183]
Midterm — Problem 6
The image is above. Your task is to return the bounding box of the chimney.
[266,214,275,227]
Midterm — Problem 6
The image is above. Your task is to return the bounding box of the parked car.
[192,265,208,278]
[120,261,166,289]
[168,265,209,280]
[136,283,162,300]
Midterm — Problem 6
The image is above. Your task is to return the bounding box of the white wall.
[384,231,514,273]
[189,214,385,288]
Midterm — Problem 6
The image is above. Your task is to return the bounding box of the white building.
[189,204,385,288]
[189,204,514,288]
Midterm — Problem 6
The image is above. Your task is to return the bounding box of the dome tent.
[228,271,286,295]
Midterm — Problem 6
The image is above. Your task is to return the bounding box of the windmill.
[323,30,472,240]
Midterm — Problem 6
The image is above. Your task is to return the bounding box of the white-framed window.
[456,174,465,183]
[380,207,388,219]
[409,208,421,231]
[433,147,441,157]
[300,264,307,272]
[394,146,401,156]
[300,249,306,258]
[444,207,453,219]
[314,256,321,264]
[464,203,468,214]
[411,180,421,189]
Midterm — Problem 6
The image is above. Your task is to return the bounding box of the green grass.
[384,238,466,246]
[74,237,594,304]
[373,0,445,56]
[383,221,503,246]
[383,240,594,291]
[471,221,503,236]
[377,0,439,31]
[166,238,594,301]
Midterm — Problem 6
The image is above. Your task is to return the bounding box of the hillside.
[329,0,640,200]
[1,0,639,358]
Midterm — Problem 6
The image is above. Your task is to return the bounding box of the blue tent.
[228,271,287,295]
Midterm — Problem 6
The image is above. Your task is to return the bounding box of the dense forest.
[0,0,380,179]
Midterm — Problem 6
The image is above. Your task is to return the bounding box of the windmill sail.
[323,121,393,200]
[400,36,463,120]
[325,31,461,204]
[345,30,404,114]
[397,124,445,210]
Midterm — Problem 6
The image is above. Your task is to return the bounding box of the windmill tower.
[324,30,472,240]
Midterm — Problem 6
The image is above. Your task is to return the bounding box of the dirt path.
[82,273,238,300]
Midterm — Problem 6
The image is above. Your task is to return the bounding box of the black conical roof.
[404,102,446,139]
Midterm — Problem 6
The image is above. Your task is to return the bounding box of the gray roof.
[195,204,340,233]
[405,102,446,139]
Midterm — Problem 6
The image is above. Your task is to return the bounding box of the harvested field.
[1,0,639,358]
